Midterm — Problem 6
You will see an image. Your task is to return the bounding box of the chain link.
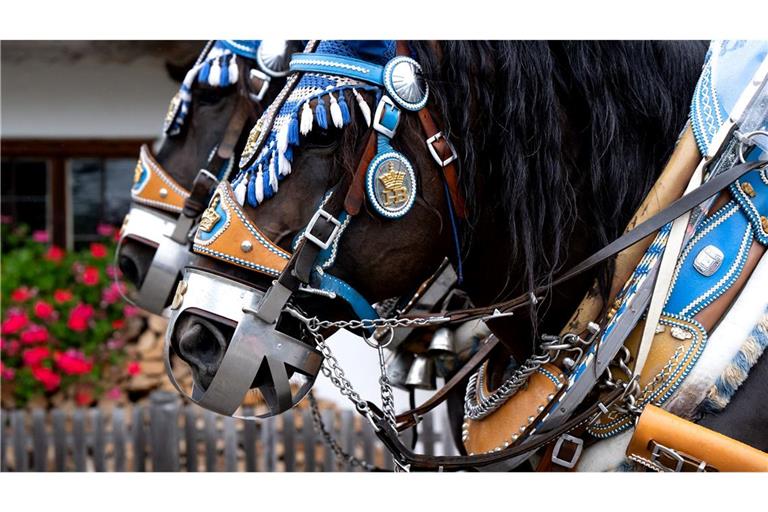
[285,306,448,333]
[307,392,378,471]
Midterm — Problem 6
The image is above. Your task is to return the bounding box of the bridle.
[163,40,768,471]
[117,40,301,314]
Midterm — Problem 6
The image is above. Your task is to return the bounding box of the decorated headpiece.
[233,41,400,208]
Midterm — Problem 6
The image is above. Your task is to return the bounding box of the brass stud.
[171,280,188,310]
[547,394,555,401]
[741,182,756,198]
[537,405,545,413]
[761,216,768,233]
[512,434,519,441]
[519,425,527,433]
[241,240,253,253]
[159,187,169,199]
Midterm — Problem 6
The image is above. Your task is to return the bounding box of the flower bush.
[1,221,139,407]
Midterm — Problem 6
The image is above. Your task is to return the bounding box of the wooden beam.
[1,138,151,158]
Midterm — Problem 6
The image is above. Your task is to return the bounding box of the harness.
[164,40,768,471]
[118,40,300,314]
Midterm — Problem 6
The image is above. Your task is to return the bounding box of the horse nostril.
[117,240,156,288]
[118,254,141,287]
[176,316,230,390]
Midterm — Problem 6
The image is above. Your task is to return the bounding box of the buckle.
[551,434,584,469]
[304,208,342,250]
[426,131,458,167]
[650,441,710,472]
[249,69,271,102]
[372,96,400,138]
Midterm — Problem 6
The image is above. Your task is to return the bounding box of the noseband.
[117,40,299,314]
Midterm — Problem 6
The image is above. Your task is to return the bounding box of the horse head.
[117,40,303,314]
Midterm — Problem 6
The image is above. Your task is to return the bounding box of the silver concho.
[366,152,416,219]
[693,244,724,277]
[257,40,299,78]
[383,56,429,111]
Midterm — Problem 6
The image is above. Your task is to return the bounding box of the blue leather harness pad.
[290,53,385,86]
[664,168,768,319]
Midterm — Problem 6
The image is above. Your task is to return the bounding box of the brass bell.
[385,350,414,390]
[427,327,456,355]
[405,354,437,390]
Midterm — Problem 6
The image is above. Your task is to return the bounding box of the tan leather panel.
[193,182,291,276]
[132,144,189,213]
[627,404,768,471]
[464,363,564,455]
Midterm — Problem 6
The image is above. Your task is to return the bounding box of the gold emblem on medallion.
[378,161,409,207]
[133,161,143,185]
[165,93,181,127]
[199,195,222,233]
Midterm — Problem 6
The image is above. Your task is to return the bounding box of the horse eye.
[304,128,339,149]
[194,85,231,106]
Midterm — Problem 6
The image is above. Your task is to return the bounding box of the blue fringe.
[284,146,293,162]
[315,96,328,130]
[338,89,351,125]
[199,61,211,84]
[246,173,258,207]
[219,57,230,87]
[288,114,300,145]
[262,168,274,200]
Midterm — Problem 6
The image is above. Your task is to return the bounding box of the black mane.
[411,41,707,301]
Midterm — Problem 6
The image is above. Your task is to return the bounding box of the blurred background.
[0,41,456,471]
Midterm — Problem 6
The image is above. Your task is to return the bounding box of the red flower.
[44,246,65,263]
[54,349,93,375]
[33,300,55,320]
[2,309,29,334]
[82,266,100,286]
[53,289,74,304]
[75,387,94,406]
[90,242,108,259]
[11,286,34,302]
[32,230,49,243]
[31,366,60,391]
[20,324,49,344]
[4,340,20,357]
[67,303,94,332]
[126,361,141,376]
[124,305,140,317]
[111,319,125,330]
[0,362,15,381]
[22,346,50,367]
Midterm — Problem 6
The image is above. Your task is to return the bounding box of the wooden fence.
[1,391,456,472]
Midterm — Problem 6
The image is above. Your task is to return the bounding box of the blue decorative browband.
[290,53,386,85]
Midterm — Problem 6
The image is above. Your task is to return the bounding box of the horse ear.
[165,58,197,83]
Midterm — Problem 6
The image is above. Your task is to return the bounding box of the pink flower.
[53,289,74,304]
[20,324,49,344]
[106,338,125,351]
[0,362,15,381]
[124,305,140,317]
[2,309,29,334]
[54,349,93,376]
[102,281,125,305]
[97,223,116,237]
[45,246,65,263]
[82,266,100,286]
[22,346,50,367]
[0,215,13,224]
[32,230,49,243]
[4,340,21,357]
[31,366,60,391]
[106,386,123,400]
[90,242,108,259]
[126,361,141,376]
[11,287,34,302]
[106,265,122,279]
[33,300,55,320]
[67,303,94,332]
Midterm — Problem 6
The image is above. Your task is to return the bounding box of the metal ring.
[737,130,768,163]
[363,326,394,349]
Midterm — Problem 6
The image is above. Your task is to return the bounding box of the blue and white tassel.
[300,101,314,135]
[352,88,371,127]
[329,92,344,129]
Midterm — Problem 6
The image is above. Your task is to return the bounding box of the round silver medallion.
[383,56,429,111]
[257,40,300,78]
[366,152,417,219]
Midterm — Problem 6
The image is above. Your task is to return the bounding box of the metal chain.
[307,392,378,471]
[285,306,448,333]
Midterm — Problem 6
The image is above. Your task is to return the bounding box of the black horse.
[170,41,768,458]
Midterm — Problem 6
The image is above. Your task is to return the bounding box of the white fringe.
[268,155,278,192]
[234,179,247,206]
[228,56,239,85]
[329,92,344,129]
[300,101,314,135]
[209,60,221,87]
[352,88,371,127]
[276,121,290,153]
[255,168,265,204]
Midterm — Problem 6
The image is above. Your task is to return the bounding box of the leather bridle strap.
[370,386,623,471]
[419,159,768,324]
[396,41,465,218]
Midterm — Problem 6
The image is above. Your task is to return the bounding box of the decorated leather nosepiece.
[233,40,425,222]
[132,144,190,214]
[193,181,291,277]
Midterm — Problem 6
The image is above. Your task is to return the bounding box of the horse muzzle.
[165,267,322,419]
[117,205,192,315]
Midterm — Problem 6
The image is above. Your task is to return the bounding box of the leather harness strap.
[344,130,378,216]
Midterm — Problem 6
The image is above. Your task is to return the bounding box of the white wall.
[1,56,178,138]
